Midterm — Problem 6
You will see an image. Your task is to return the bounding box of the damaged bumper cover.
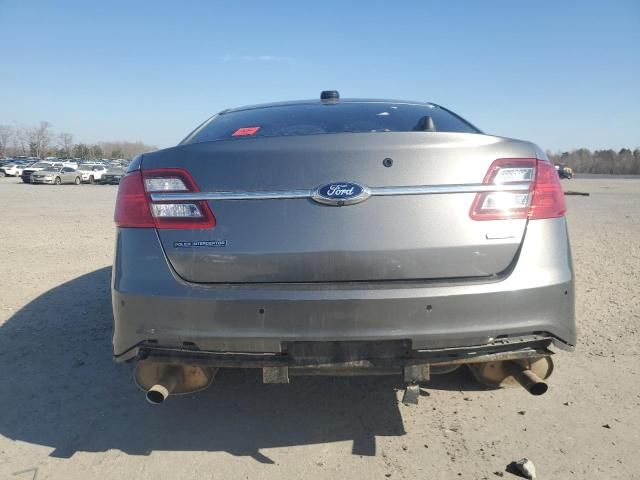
[112,218,576,363]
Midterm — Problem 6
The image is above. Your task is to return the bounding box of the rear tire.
[54,177,61,185]
[74,176,81,185]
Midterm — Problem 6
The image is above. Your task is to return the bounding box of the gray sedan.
[100,168,126,184]
[31,166,81,185]
[112,91,574,404]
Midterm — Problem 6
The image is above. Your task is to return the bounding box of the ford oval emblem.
[312,181,371,206]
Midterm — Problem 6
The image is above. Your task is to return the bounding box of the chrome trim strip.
[370,182,530,196]
[150,182,531,202]
[151,189,314,202]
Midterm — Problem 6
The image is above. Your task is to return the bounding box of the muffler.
[134,361,218,404]
[468,357,553,395]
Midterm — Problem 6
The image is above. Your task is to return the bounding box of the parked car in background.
[77,164,108,183]
[555,164,573,179]
[31,166,81,185]
[0,158,16,168]
[0,161,29,177]
[112,92,574,405]
[101,167,126,184]
[20,161,55,183]
[1,158,30,176]
[1,162,18,177]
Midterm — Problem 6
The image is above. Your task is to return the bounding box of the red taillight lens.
[470,158,566,221]
[528,160,566,219]
[114,169,216,229]
[114,171,155,227]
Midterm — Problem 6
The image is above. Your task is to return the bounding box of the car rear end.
[20,168,37,183]
[20,162,51,183]
[31,172,55,184]
[102,170,125,184]
[112,98,574,403]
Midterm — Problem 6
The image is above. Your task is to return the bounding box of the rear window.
[183,102,480,144]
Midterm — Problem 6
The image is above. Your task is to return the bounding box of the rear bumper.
[112,218,575,362]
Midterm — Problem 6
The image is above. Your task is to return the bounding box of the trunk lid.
[142,132,534,283]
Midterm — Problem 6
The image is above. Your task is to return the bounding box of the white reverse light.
[493,167,534,184]
[145,177,189,192]
[480,192,531,211]
[151,203,203,218]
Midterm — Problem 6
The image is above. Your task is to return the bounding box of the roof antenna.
[320,90,340,103]
[415,115,436,132]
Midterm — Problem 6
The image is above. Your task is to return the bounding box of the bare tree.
[15,126,28,156]
[71,143,87,159]
[90,144,104,158]
[99,140,156,159]
[24,121,52,159]
[57,132,74,158]
[35,121,52,158]
[0,125,13,157]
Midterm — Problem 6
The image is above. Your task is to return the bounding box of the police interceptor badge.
[174,240,227,248]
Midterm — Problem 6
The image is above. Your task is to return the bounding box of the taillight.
[470,158,565,221]
[114,171,155,228]
[527,160,566,220]
[114,168,215,229]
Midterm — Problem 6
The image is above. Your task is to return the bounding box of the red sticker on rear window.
[232,126,261,137]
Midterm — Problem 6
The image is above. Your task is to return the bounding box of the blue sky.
[1,0,638,151]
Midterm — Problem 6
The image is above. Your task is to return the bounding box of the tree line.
[1,121,638,174]
[0,122,157,160]
[547,148,640,175]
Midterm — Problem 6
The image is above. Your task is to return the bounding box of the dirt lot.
[0,176,638,480]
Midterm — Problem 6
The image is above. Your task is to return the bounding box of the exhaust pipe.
[146,366,183,404]
[468,357,553,394]
[506,361,549,396]
[135,361,218,404]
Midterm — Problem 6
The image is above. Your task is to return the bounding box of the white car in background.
[60,160,79,169]
[1,162,27,177]
[77,164,108,183]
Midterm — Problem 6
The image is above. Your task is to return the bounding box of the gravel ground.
[0,176,638,480]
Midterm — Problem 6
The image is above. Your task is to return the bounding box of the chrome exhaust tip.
[144,366,182,405]
[146,384,171,404]
[135,361,218,404]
